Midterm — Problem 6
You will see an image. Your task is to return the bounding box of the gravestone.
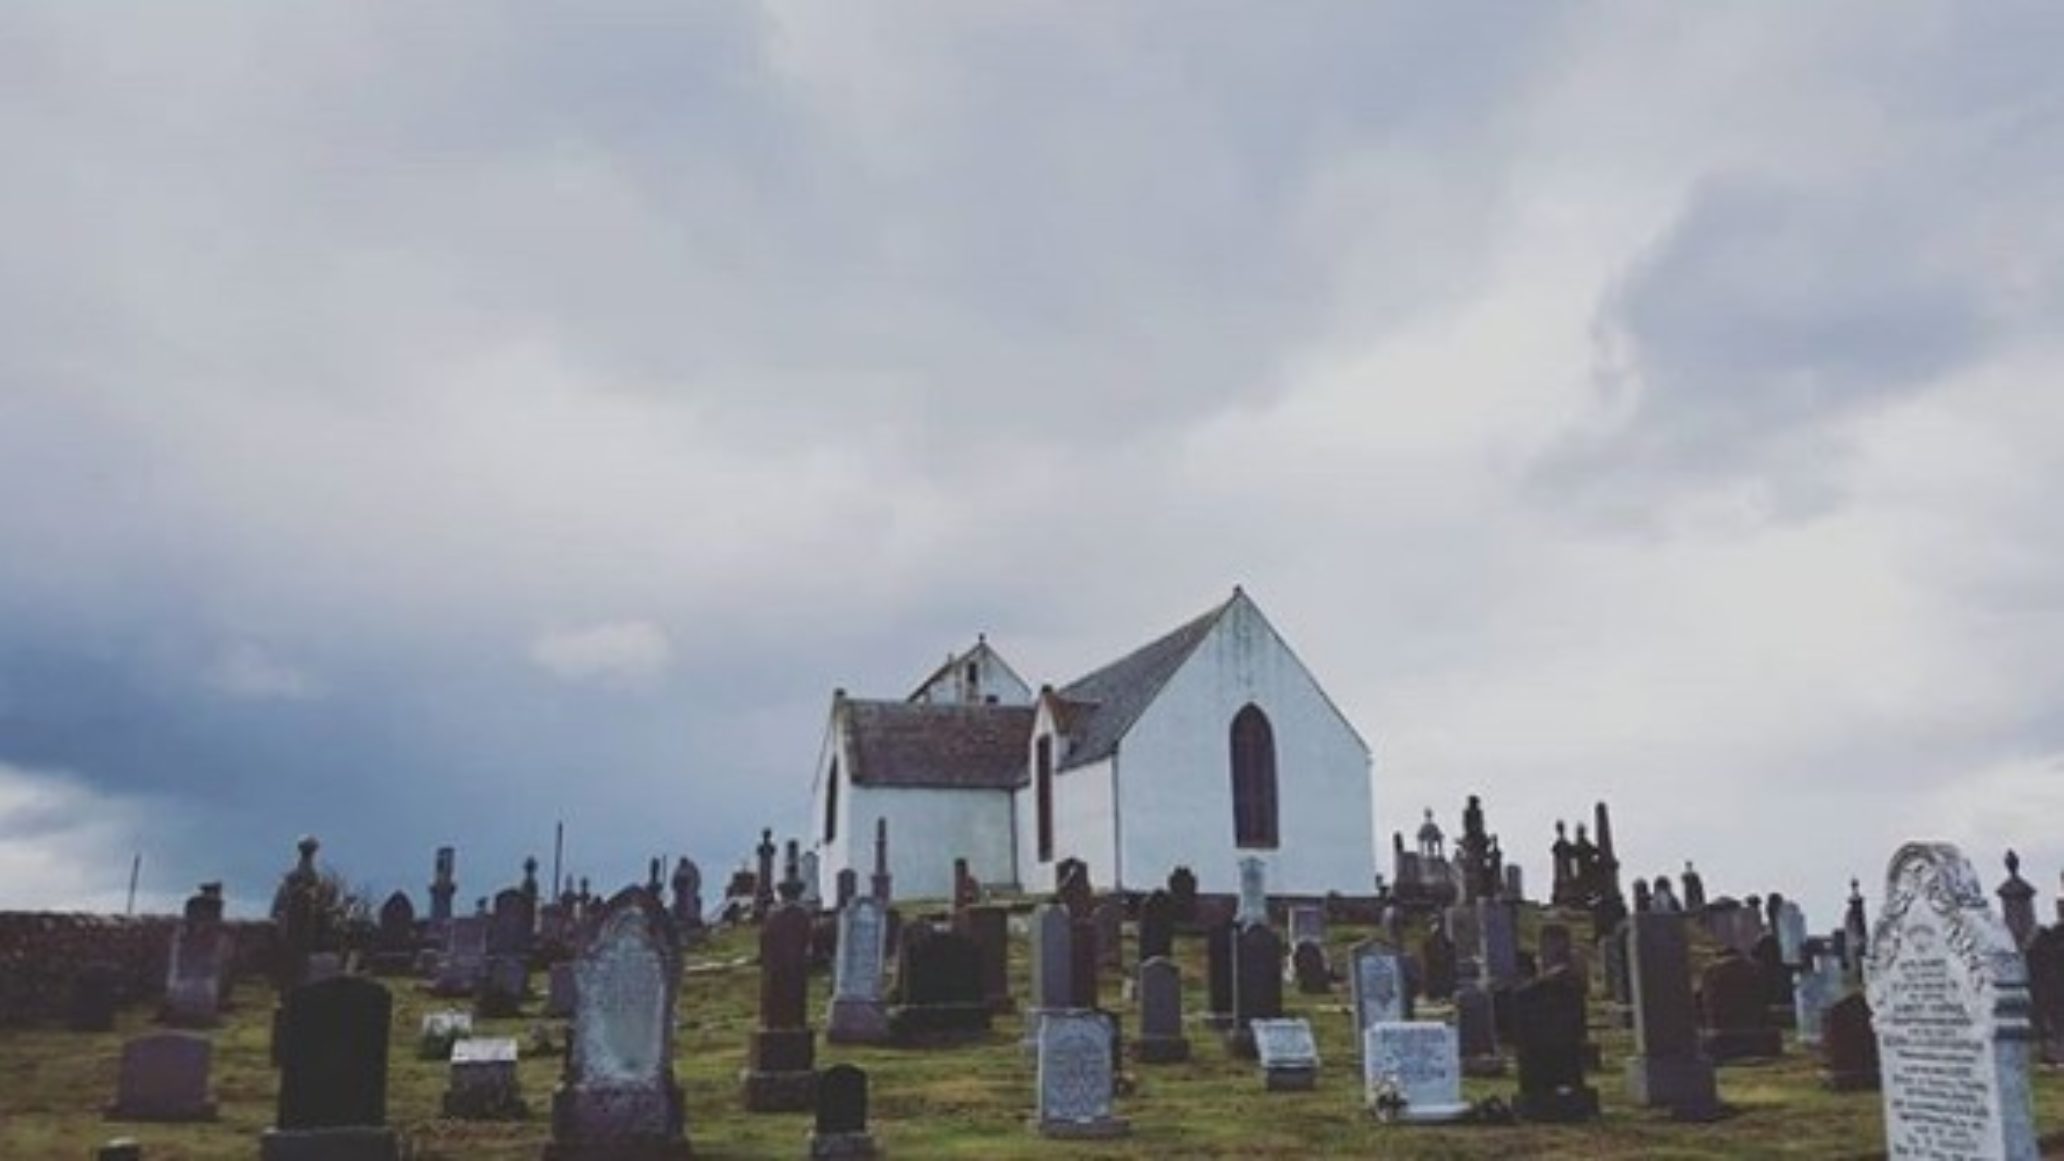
[1625,912,1721,1120]
[834,868,858,911]
[753,828,778,920]
[952,857,979,912]
[1027,903,1073,1024]
[2027,926,2064,1065]
[1448,904,1484,988]
[1226,922,1285,1058]
[371,891,417,974]
[429,846,457,929]
[162,920,227,1027]
[799,850,822,912]
[1138,890,1174,963]
[1168,865,1199,926]
[1093,899,1124,972]
[107,1033,216,1121]
[1457,984,1505,1077]
[952,903,1013,1014]
[1752,934,1795,1027]
[1777,901,1809,966]
[1253,1017,1320,1091]
[1292,941,1331,995]
[670,857,705,942]
[1700,951,1783,1063]
[1133,957,1191,1063]
[1069,917,1101,1010]
[1820,992,1881,1092]
[1236,856,1268,927]
[1864,841,2037,1160]
[261,976,398,1160]
[1795,950,1843,1049]
[1034,1010,1128,1138]
[1479,899,1519,988]
[1204,916,1236,1030]
[889,922,991,1044]
[434,916,489,996]
[826,897,890,1044]
[1057,859,1093,921]
[443,1037,527,1120]
[741,902,818,1112]
[545,962,578,1019]
[1998,851,2037,950]
[1289,905,1325,948]
[809,1063,878,1159]
[1420,925,1457,1002]
[478,888,534,1017]
[1351,942,1410,1043]
[545,886,691,1160]
[418,1010,472,1061]
[1511,969,1599,1122]
[1364,1022,1471,1123]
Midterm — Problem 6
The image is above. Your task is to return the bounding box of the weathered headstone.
[429,846,457,930]
[834,868,858,911]
[1624,912,1721,1119]
[107,1033,216,1122]
[1420,925,1457,1002]
[1292,941,1331,995]
[1027,903,1073,1023]
[162,920,227,1028]
[1458,984,1505,1077]
[1204,915,1236,1030]
[826,897,890,1045]
[953,903,1013,1014]
[1510,969,1599,1122]
[1820,992,1881,1092]
[1093,899,1124,973]
[443,1037,527,1120]
[1133,957,1191,1064]
[1236,856,1268,927]
[1034,1010,1128,1138]
[1364,1022,1471,1123]
[544,962,578,1019]
[434,916,489,996]
[1480,899,1519,988]
[546,888,689,1159]
[261,976,398,1160]
[1795,949,1843,1049]
[670,857,704,941]
[1289,905,1324,948]
[1998,851,2037,950]
[371,891,417,975]
[1253,1017,1320,1091]
[2028,925,2064,1065]
[741,901,818,1112]
[1865,842,2037,1160]
[1351,942,1410,1043]
[809,1063,878,1159]
[889,922,991,1044]
[799,850,822,912]
[1168,865,1200,926]
[1057,858,1093,921]
[1777,901,1809,967]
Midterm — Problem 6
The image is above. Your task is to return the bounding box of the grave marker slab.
[809,1063,878,1159]
[1034,1010,1128,1138]
[1133,957,1190,1064]
[742,902,818,1112]
[1625,912,1720,1120]
[261,976,398,1160]
[443,1037,527,1120]
[1351,942,1410,1046]
[1821,992,1881,1092]
[107,1033,216,1122]
[1363,1022,1471,1123]
[1252,1017,1320,1091]
[827,897,890,1044]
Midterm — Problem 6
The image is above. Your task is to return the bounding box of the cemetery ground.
[7,906,2064,1159]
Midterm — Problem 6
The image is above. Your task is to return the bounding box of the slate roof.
[841,699,1035,790]
[1054,594,1235,770]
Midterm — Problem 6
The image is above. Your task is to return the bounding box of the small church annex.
[807,588,1374,901]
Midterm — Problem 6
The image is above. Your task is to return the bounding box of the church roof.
[1054,593,1236,770]
[840,699,1035,790]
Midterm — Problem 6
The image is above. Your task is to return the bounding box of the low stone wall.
[0,912,274,1027]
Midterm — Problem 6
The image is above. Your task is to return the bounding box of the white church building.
[808,588,1374,901]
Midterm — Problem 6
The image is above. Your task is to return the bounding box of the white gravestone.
[1237,857,1268,927]
[1865,842,2037,1161]
[1794,952,1843,1049]
[1252,1017,1319,1091]
[1035,1011,1128,1138]
[1289,905,1324,947]
[1364,1021,1471,1123]
[827,897,889,1043]
[1351,943,1409,1045]
[1777,902,1809,967]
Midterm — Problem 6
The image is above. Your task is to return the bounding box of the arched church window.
[1036,735,1055,862]
[1230,704,1278,849]
[824,758,840,844]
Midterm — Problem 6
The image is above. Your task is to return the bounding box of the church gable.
[1052,595,1232,770]
[908,636,1033,707]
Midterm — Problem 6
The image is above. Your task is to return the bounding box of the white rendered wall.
[1012,755,1118,892]
[1113,597,1373,895]
[835,783,1017,902]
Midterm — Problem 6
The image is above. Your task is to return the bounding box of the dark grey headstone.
[270,977,392,1133]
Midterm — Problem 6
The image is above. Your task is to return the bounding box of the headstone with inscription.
[1865,841,2037,1161]
[434,916,489,996]
[1253,1017,1320,1091]
[1289,905,1324,947]
[1363,1022,1471,1123]
[545,887,691,1160]
[1034,1010,1128,1138]
[827,897,890,1044]
[1351,942,1411,1043]
[1236,856,1268,927]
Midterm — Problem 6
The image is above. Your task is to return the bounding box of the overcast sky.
[3,3,2061,926]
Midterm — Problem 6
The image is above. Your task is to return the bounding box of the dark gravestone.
[889,923,991,1043]
[1027,904,1073,1018]
[69,963,119,1032]
[834,868,858,911]
[1750,933,1795,1027]
[1293,942,1331,995]
[1819,992,1880,1092]
[952,904,1013,1014]
[1093,899,1124,972]
[1133,957,1190,1063]
[741,902,817,1112]
[809,1063,877,1159]
[2028,926,2064,1065]
[1057,859,1092,921]
[1226,923,1284,1058]
[1458,984,1505,1077]
[1204,917,1236,1030]
[1624,912,1720,1119]
[1138,890,1175,963]
[1167,866,1199,926]
[261,976,399,1160]
[478,888,533,1018]
[1511,969,1600,1122]
[546,886,691,1160]
[1420,926,1457,1002]
[1069,918,1100,1010]
[107,1032,217,1121]
[1699,951,1782,1063]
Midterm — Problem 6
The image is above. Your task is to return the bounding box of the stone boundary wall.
[0,912,275,1027]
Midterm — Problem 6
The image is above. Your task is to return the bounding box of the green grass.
[7,905,2064,1159]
